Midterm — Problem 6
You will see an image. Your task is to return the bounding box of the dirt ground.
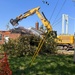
[57,50,74,55]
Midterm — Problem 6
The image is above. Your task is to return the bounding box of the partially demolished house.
[0,31,21,44]
[0,22,45,44]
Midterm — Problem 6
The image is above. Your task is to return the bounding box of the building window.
[4,36,9,43]
[0,34,2,40]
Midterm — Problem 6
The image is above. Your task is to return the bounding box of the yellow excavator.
[57,34,74,50]
[10,6,57,40]
[10,7,53,32]
[10,6,74,50]
[10,7,57,65]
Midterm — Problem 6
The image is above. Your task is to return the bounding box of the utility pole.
[73,32,75,63]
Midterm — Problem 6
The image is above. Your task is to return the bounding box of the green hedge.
[2,34,57,57]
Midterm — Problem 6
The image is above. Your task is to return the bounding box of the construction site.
[0,0,75,75]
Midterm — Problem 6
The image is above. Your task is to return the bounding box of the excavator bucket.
[10,18,19,26]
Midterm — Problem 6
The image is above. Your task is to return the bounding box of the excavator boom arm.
[10,6,52,31]
[35,11,52,31]
[16,7,40,20]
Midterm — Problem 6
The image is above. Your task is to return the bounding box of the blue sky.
[0,0,75,35]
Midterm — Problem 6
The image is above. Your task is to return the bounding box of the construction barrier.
[0,53,12,75]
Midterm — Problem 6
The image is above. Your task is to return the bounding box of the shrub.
[2,33,57,57]
[40,32,57,54]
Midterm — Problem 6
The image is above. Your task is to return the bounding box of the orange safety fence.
[0,53,12,75]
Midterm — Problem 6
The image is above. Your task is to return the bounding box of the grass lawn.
[9,54,75,75]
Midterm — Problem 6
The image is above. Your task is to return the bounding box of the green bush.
[40,32,57,54]
[2,34,57,57]
[2,35,39,57]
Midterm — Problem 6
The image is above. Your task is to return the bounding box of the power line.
[52,17,61,25]
[69,16,75,32]
[52,0,66,25]
[69,16,75,20]
[49,0,59,21]
[52,17,61,27]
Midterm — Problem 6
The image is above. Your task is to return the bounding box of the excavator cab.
[51,31,57,38]
[46,31,57,38]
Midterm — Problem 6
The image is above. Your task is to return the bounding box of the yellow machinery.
[10,7,53,32]
[57,35,74,44]
[10,7,57,37]
[10,6,57,65]
[10,6,74,50]
[57,34,74,50]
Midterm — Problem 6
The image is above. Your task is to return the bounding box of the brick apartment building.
[0,31,21,44]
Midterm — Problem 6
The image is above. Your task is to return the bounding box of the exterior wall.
[0,31,21,44]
